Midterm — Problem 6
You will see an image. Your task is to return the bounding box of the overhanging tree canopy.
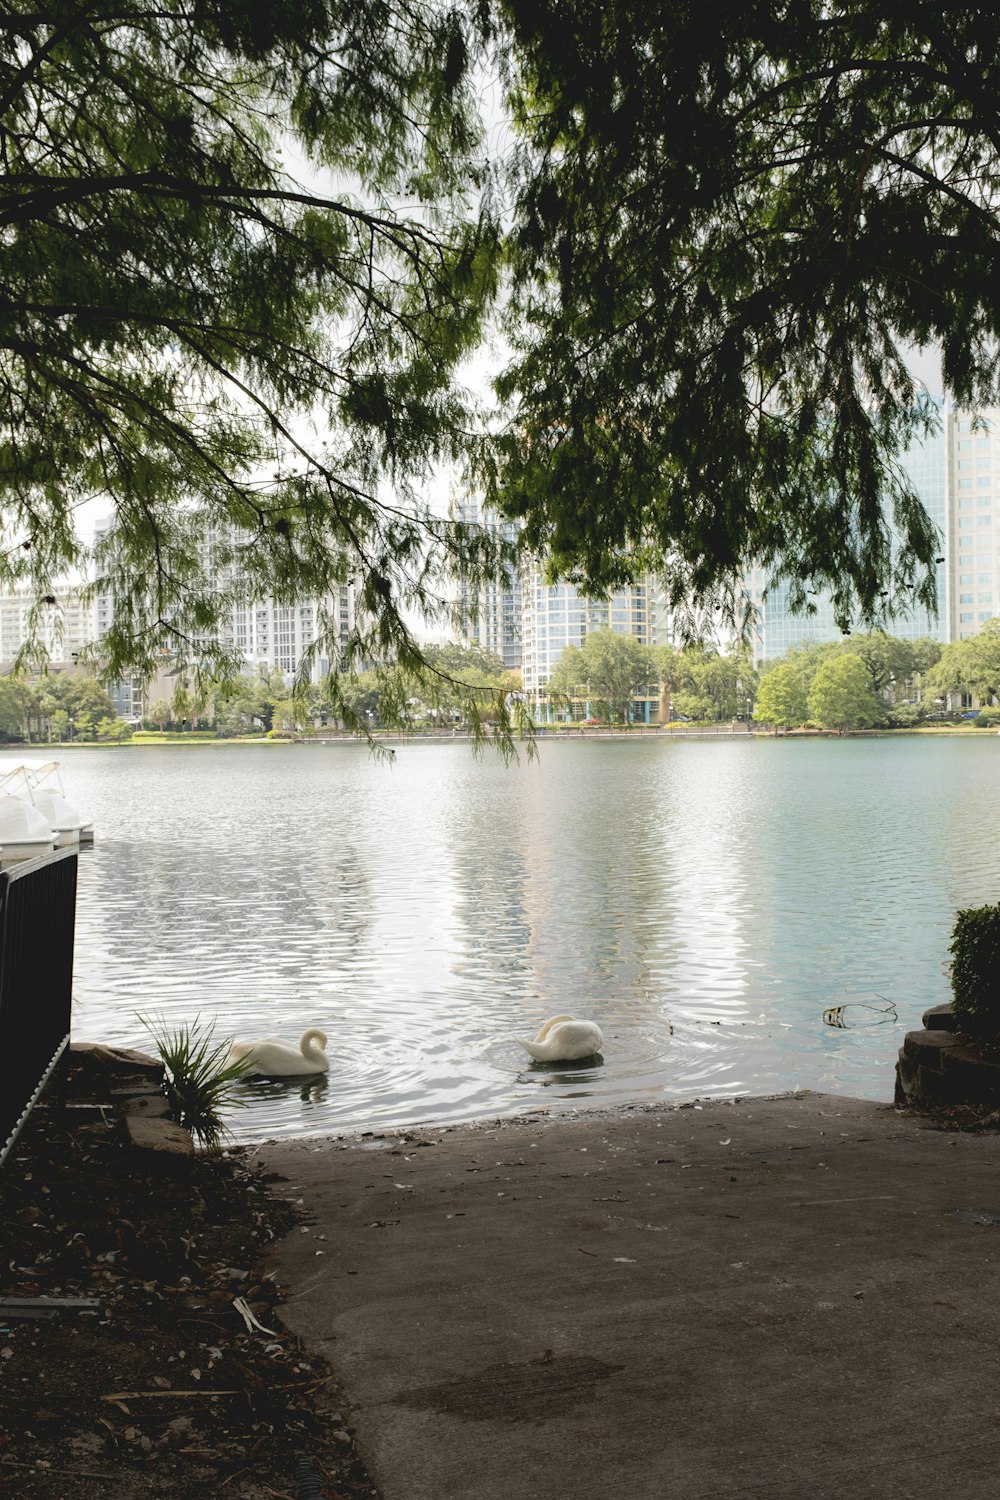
[8,1,1000,709]
[0,0,499,690]
[492,1,1000,631]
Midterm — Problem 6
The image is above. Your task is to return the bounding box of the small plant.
[949,905,1000,1042]
[138,1013,251,1149]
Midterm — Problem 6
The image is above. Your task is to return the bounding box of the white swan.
[517,1015,603,1062]
[228,1029,330,1077]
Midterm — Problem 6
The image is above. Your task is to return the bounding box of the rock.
[68,1043,164,1078]
[118,1093,172,1120]
[894,1049,949,1108]
[65,1045,165,1103]
[122,1116,195,1174]
[901,1028,963,1070]
[894,1051,916,1106]
[110,1079,169,1099]
[921,1004,957,1032]
[941,1043,1000,1102]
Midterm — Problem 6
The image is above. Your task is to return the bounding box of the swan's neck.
[300,1029,327,1060]
[536,1013,575,1043]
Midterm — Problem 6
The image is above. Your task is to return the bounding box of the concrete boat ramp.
[259,1093,1000,1499]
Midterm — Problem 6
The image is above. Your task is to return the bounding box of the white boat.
[0,759,91,849]
[0,796,57,867]
[28,789,83,847]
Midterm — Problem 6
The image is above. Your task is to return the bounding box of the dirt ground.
[2,1050,996,1500]
[0,1060,379,1499]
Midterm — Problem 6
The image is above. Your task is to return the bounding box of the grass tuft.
[138,1013,251,1150]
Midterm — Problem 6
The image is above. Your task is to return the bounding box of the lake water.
[59,736,1000,1141]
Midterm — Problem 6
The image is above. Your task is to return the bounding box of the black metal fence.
[0,848,78,1168]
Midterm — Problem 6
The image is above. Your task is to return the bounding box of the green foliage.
[336,671,383,727]
[423,642,508,679]
[754,662,809,729]
[22,671,118,740]
[491,5,1000,632]
[97,716,134,742]
[546,629,654,722]
[745,631,945,729]
[215,667,298,734]
[147,700,172,731]
[414,642,520,727]
[138,1014,250,1150]
[806,655,880,732]
[10,0,1000,739]
[317,641,518,735]
[832,634,919,699]
[0,0,503,707]
[949,907,1000,1043]
[0,679,33,739]
[925,620,1000,705]
[650,643,756,724]
[883,703,925,729]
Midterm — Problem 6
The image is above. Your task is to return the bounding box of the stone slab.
[68,1043,164,1078]
[942,1044,1000,1100]
[922,1003,958,1032]
[117,1093,172,1120]
[902,1027,963,1068]
[122,1115,194,1173]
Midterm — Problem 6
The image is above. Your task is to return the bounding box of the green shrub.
[949,905,1000,1041]
[885,703,925,728]
[138,1013,250,1149]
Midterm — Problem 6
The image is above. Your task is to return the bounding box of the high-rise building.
[450,487,676,715]
[449,484,522,670]
[519,563,665,716]
[0,584,93,666]
[949,408,1000,640]
[93,515,356,686]
[519,569,654,695]
[749,398,950,661]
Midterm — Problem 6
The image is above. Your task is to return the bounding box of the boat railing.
[0,848,78,1169]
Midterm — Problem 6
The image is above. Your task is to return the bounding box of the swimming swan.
[228,1029,330,1077]
[517,1015,603,1062]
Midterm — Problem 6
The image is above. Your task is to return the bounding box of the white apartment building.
[93,515,357,690]
[228,594,354,679]
[0,583,93,666]
[449,484,523,670]
[519,562,668,718]
[450,486,683,716]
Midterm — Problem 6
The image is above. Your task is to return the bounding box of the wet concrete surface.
[259,1093,1000,1498]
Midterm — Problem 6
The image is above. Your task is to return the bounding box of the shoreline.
[28,722,999,749]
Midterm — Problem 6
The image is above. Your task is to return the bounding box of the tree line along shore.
[5,626,997,744]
